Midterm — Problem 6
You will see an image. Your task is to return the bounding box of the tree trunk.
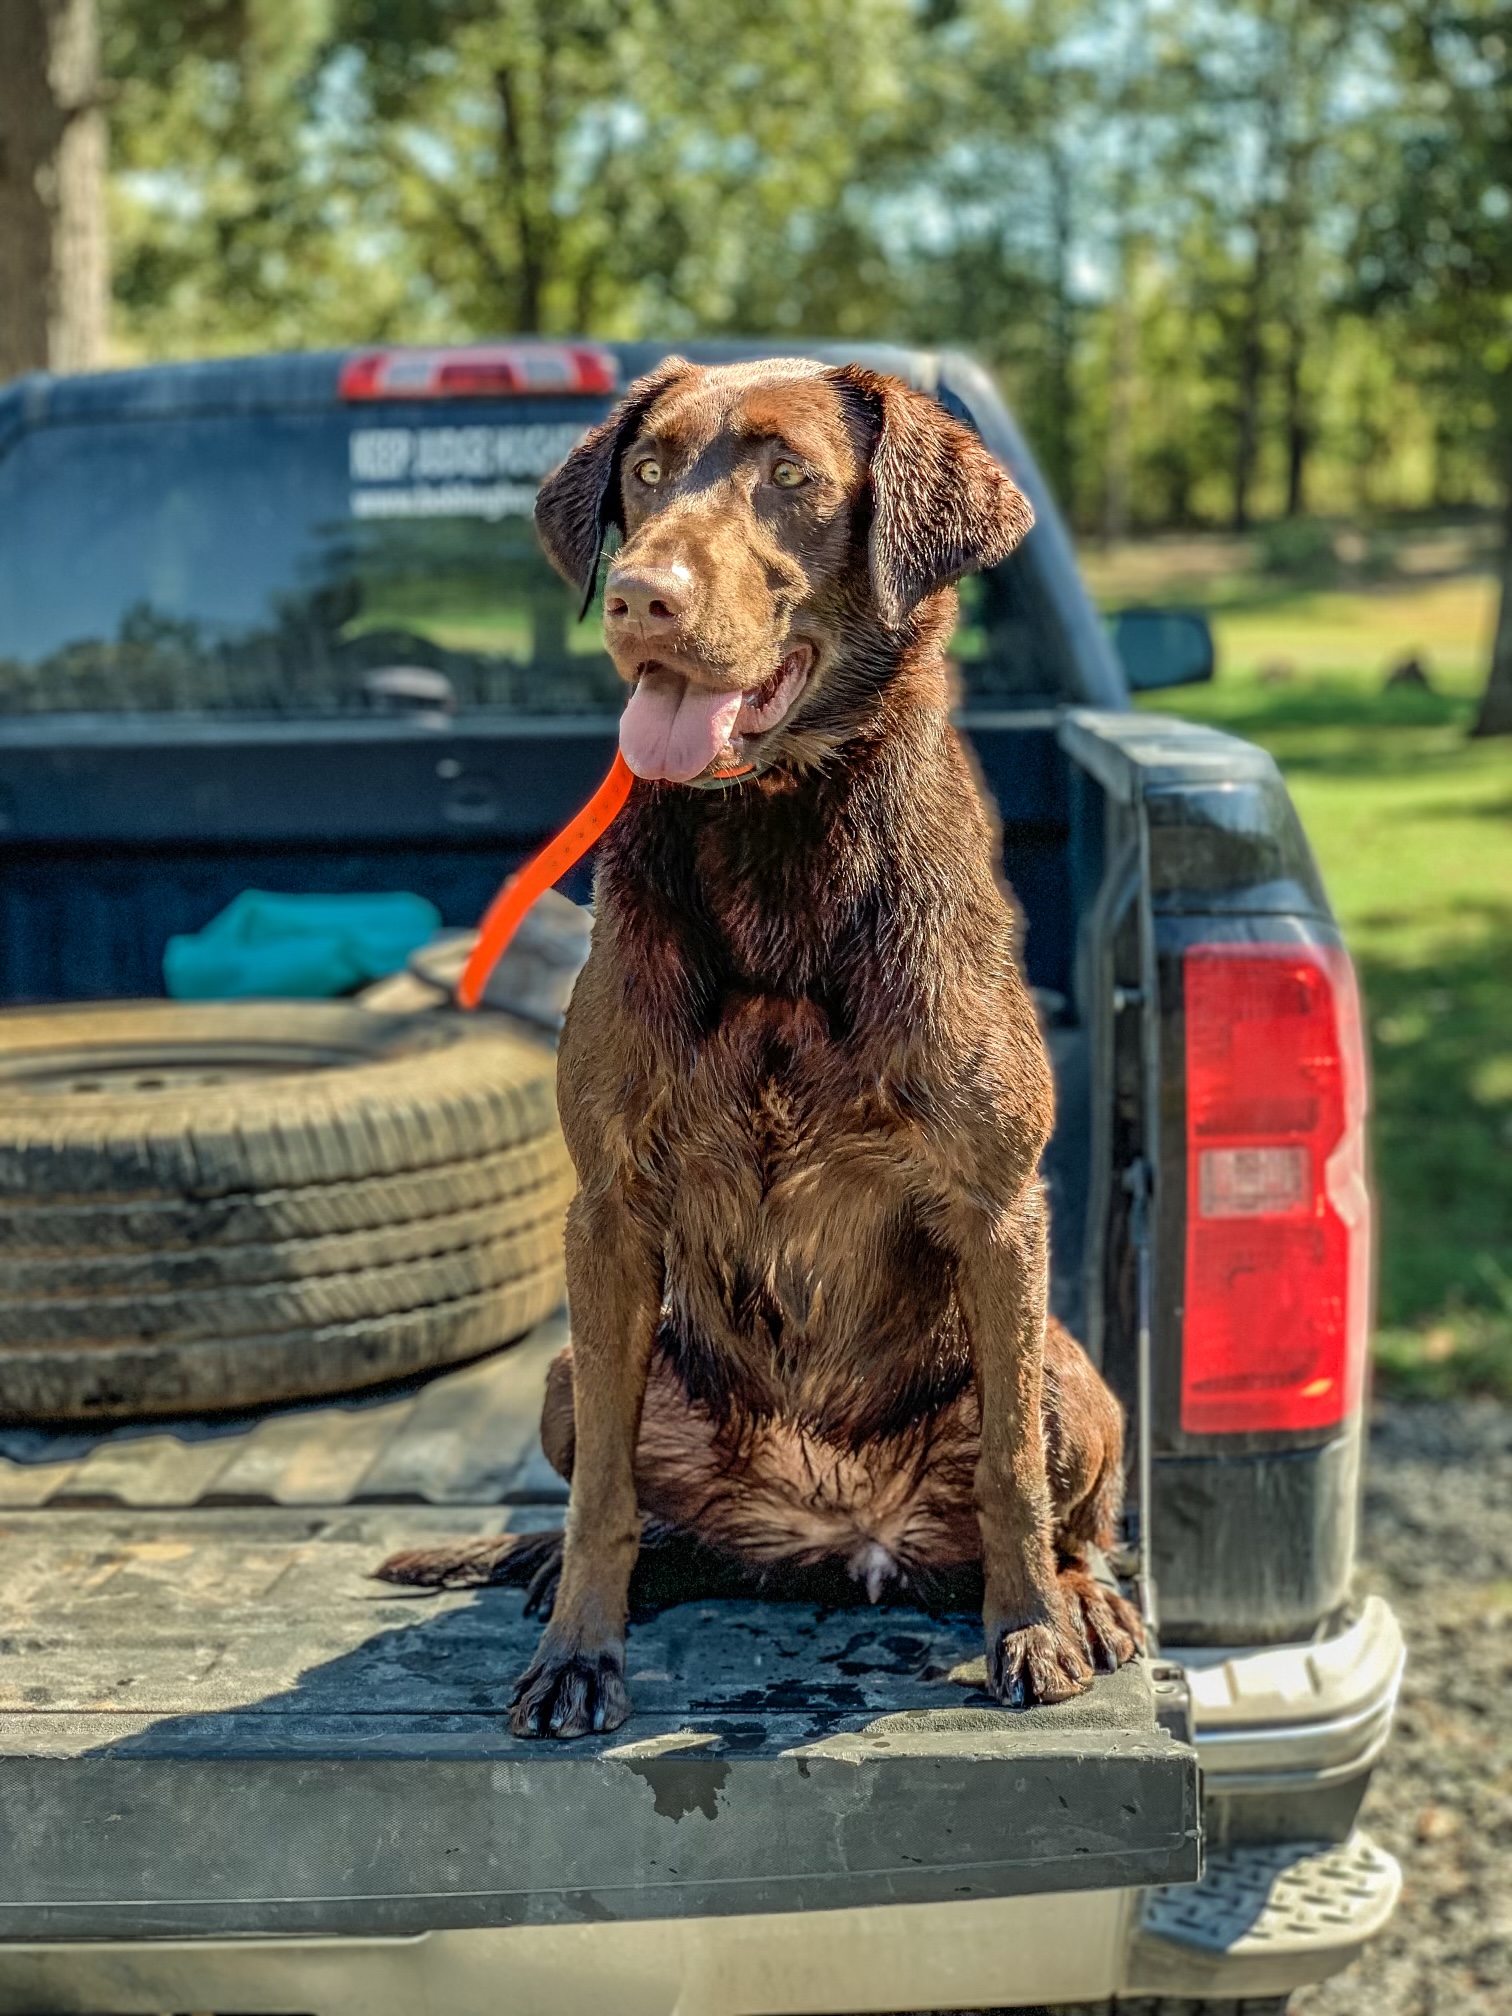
[495,65,544,333]
[1102,231,1135,548]
[46,0,107,371]
[0,0,56,378]
[1232,63,1280,539]
[1043,141,1076,513]
[0,0,107,381]
[1472,482,1512,738]
[1232,223,1267,534]
[1281,305,1308,518]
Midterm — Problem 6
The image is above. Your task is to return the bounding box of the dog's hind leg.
[379,1344,763,1609]
[375,1528,564,1598]
[377,1518,757,1613]
[1043,1317,1126,1555]
[1057,1556,1143,1672]
[1042,1317,1144,1672]
[374,1346,593,1598]
[381,1325,1141,1669]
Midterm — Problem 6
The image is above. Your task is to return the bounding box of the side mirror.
[1111,608,1215,693]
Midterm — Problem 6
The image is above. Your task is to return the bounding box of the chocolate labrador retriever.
[381,357,1142,1736]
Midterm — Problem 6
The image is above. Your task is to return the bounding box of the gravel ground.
[1291,1397,1512,2016]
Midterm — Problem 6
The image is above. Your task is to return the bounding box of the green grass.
[1084,531,1512,1400]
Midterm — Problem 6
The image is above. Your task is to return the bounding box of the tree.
[0,0,109,379]
[1163,0,1377,530]
[1356,1,1512,733]
[334,0,921,341]
[873,0,1109,520]
[103,0,919,357]
[90,0,1507,562]
[104,0,391,359]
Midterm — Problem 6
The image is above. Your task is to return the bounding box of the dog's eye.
[771,458,807,488]
[633,458,663,486]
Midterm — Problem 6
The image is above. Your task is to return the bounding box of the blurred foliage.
[1255,517,1341,583]
[1350,0,1512,730]
[103,0,924,351]
[99,0,1511,554]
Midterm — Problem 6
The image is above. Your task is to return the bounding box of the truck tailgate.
[0,1319,1199,1939]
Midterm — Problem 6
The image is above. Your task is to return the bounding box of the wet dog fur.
[379,357,1143,1735]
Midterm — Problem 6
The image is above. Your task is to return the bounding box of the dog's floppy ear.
[535,357,692,618]
[832,366,1034,630]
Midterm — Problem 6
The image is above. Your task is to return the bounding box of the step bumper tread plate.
[0,1504,1199,1940]
[1129,1831,1402,1999]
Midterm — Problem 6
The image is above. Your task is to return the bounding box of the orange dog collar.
[459,747,772,1008]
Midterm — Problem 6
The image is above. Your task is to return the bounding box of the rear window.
[0,396,1077,716]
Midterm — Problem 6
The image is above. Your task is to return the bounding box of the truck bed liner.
[0,1318,574,1511]
[0,1320,1199,1939]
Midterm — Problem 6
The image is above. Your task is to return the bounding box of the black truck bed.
[0,1316,1199,1939]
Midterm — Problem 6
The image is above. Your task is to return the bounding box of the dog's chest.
[657,993,962,1433]
[667,987,930,1298]
[690,985,877,1176]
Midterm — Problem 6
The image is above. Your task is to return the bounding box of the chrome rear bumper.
[1178,1593,1406,1791]
[0,1837,1402,2016]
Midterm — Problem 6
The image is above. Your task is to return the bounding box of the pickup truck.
[0,339,1405,2016]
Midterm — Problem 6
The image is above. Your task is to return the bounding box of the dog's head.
[535,357,1033,786]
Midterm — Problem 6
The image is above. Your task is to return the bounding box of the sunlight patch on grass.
[1213,577,1496,696]
[1081,522,1499,697]
[1374,1313,1512,1403]
[1472,1055,1512,1107]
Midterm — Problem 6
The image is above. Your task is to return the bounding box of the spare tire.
[0,1002,572,1420]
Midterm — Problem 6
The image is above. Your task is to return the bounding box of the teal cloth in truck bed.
[164,891,442,1000]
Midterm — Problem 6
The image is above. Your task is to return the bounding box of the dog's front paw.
[985,1612,1093,1708]
[510,1638,630,1739]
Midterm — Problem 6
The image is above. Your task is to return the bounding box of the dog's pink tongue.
[619,671,744,783]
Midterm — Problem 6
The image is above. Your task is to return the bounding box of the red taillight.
[1182,944,1371,1434]
[339,344,620,401]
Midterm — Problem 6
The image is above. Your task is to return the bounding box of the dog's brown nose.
[604,565,687,629]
